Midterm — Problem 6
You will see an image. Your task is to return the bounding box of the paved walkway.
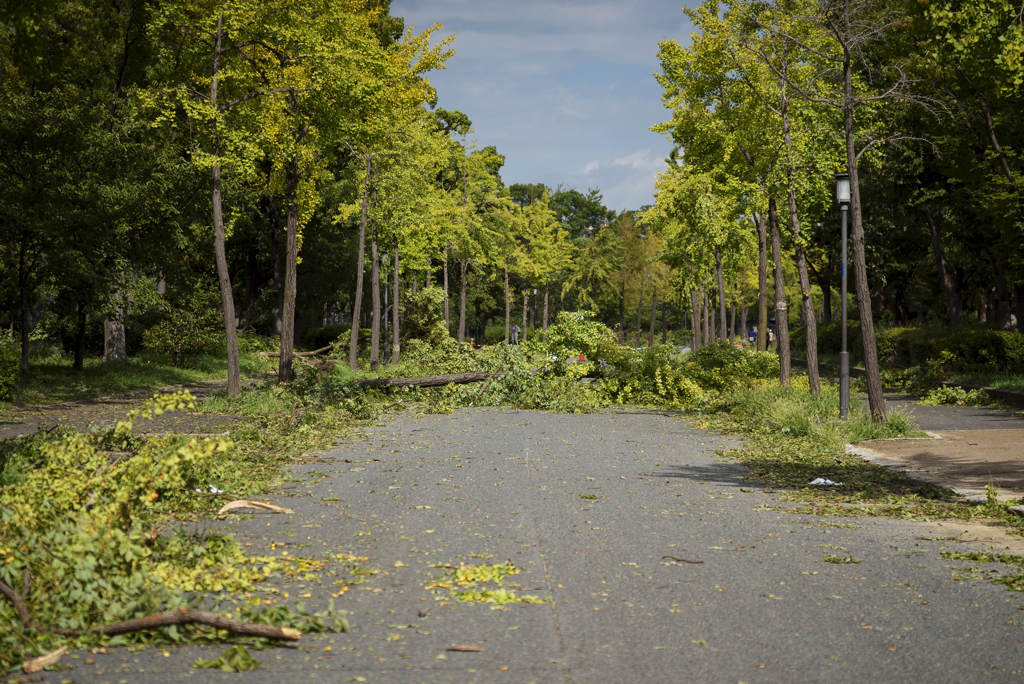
[46,408,1024,684]
[854,392,1024,501]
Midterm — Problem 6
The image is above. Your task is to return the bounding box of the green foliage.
[598,345,705,409]
[0,391,348,669]
[545,310,622,365]
[401,287,450,347]
[680,342,779,392]
[918,386,990,406]
[940,551,1024,592]
[824,554,862,564]
[195,645,263,672]
[143,288,223,368]
[795,323,1024,375]
[0,339,19,401]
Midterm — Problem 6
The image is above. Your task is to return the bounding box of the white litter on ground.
[808,478,842,486]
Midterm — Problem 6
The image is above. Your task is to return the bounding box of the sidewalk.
[850,391,1024,502]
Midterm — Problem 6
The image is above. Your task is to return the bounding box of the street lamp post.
[835,172,851,419]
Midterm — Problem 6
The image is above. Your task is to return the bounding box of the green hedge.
[791,323,1024,373]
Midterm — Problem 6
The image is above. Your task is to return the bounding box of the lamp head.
[834,172,851,206]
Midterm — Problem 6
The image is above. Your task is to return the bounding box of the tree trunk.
[103,280,126,364]
[769,195,791,387]
[392,234,400,364]
[349,154,371,371]
[543,282,549,343]
[619,280,626,343]
[530,288,537,329]
[103,319,126,364]
[729,300,736,344]
[715,245,726,342]
[411,274,418,294]
[648,288,657,348]
[1015,283,1024,334]
[691,290,701,349]
[978,292,987,323]
[636,280,644,347]
[984,250,1014,329]
[442,247,450,332]
[709,289,716,345]
[209,15,240,397]
[843,47,886,420]
[458,259,468,343]
[741,301,748,347]
[779,79,820,394]
[823,253,833,324]
[19,279,29,372]
[661,293,667,344]
[370,221,380,370]
[522,291,528,343]
[918,205,963,326]
[277,160,301,383]
[73,305,87,371]
[504,264,510,344]
[756,212,768,352]
[702,284,710,348]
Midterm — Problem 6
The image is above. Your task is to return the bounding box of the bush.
[545,311,622,367]
[681,341,780,391]
[937,328,1024,373]
[792,323,1024,374]
[142,288,222,367]
[919,386,990,406]
[0,341,19,401]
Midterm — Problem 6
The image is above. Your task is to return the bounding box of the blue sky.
[389,0,696,212]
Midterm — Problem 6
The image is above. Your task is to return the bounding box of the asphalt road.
[48,408,1024,683]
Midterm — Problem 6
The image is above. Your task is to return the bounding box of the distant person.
[511,323,521,345]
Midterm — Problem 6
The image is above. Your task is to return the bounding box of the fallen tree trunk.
[356,372,489,389]
[260,346,331,358]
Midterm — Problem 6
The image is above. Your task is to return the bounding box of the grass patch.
[12,347,273,406]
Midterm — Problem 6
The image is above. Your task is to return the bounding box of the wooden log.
[259,346,332,358]
[356,372,489,389]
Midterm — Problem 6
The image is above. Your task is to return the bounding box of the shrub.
[937,328,1024,373]
[142,288,222,367]
[545,311,622,367]
[402,287,450,346]
[919,386,990,406]
[681,341,780,391]
[792,323,1024,374]
[0,341,19,401]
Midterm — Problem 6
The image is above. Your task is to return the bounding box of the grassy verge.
[11,347,274,407]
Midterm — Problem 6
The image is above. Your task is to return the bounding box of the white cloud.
[390,0,693,209]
